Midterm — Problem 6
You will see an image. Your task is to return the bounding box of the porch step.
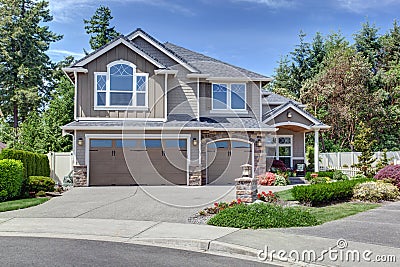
[289,176,307,185]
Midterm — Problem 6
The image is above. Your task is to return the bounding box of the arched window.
[94,60,148,108]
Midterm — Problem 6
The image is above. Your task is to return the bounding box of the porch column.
[314,129,319,172]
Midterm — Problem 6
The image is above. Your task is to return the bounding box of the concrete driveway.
[0,186,292,223]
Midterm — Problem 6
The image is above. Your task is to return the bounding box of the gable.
[271,107,314,126]
[72,38,164,69]
[84,43,157,74]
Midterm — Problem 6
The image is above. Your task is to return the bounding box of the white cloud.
[47,49,85,58]
[335,0,398,13]
[49,0,194,23]
[233,0,295,8]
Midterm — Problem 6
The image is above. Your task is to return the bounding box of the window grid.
[94,61,148,109]
[212,83,246,111]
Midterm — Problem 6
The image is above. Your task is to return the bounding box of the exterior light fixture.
[256,138,262,147]
[241,164,252,177]
[192,138,198,146]
[287,111,293,118]
[77,138,84,146]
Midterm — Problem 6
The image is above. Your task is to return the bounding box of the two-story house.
[62,29,329,186]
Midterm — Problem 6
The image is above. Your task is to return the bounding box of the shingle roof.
[163,42,270,80]
[63,116,274,131]
[262,92,301,105]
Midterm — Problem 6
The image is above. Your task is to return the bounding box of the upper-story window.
[212,83,246,111]
[94,60,148,109]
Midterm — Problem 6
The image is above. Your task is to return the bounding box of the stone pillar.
[73,165,87,187]
[314,129,319,172]
[189,164,202,186]
[235,163,257,203]
[235,177,258,203]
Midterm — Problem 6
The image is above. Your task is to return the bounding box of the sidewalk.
[0,216,398,266]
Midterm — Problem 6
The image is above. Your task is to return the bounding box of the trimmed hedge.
[0,159,24,201]
[207,203,318,229]
[27,176,55,194]
[0,149,50,179]
[305,171,335,180]
[292,178,372,206]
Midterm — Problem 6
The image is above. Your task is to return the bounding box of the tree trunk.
[13,102,18,129]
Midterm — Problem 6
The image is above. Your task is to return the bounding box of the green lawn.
[275,189,295,201]
[307,202,381,224]
[0,198,49,212]
[208,201,381,229]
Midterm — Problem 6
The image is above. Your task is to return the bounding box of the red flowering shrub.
[374,165,400,189]
[257,172,276,185]
[257,191,278,203]
[203,199,243,215]
[272,159,287,172]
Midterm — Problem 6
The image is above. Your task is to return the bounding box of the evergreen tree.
[84,5,120,51]
[353,21,381,73]
[352,122,377,177]
[0,0,62,129]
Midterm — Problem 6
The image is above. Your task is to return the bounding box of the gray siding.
[199,81,261,118]
[77,44,165,119]
[167,66,198,118]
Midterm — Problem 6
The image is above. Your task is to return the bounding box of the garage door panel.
[207,141,251,185]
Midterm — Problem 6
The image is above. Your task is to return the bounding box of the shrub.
[0,159,24,201]
[353,174,367,180]
[202,199,242,215]
[0,149,50,179]
[333,170,349,181]
[27,176,55,194]
[374,165,400,189]
[207,203,318,229]
[258,172,276,186]
[292,178,372,206]
[257,191,278,203]
[273,175,288,186]
[35,191,46,197]
[271,159,287,172]
[353,181,400,202]
[310,177,331,184]
[305,171,335,180]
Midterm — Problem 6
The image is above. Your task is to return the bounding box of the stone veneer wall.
[200,131,266,185]
[73,165,87,187]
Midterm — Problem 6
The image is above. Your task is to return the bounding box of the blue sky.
[47,0,400,77]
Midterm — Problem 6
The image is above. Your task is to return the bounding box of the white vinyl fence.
[48,152,74,184]
[320,151,400,169]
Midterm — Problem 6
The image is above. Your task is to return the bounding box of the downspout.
[164,73,168,122]
[197,77,200,121]
[74,71,78,121]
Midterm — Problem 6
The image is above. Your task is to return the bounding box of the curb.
[0,232,325,266]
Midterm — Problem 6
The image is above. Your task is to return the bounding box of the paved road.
[0,236,274,267]
[0,186,292,223]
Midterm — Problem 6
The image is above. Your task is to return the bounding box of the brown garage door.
[89,139,187,186]
[206,141,251,185]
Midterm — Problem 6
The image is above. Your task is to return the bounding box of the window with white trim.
[95,60,148,108]
[265,135,293,168]
[212,83,246,110]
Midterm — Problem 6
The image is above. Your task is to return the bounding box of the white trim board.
[84,133,191,186]
[73,38,165,69]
